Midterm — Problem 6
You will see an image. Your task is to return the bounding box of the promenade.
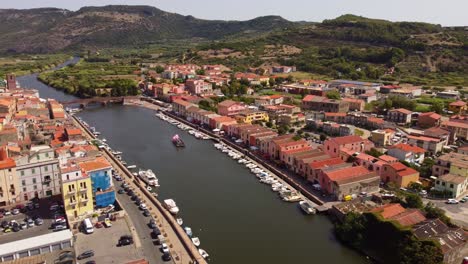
[71,114,207,264]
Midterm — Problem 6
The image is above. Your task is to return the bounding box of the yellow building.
[448,101,467,114]
[0,147,19,206]
[235,110,269,124]
[60,165,93,220]
[371,129,395,147]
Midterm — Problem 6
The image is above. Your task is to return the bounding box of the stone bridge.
[60,96,140,108]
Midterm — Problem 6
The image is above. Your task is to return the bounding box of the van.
[82,218,94,234]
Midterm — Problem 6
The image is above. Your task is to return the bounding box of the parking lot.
[0,198,62,244]
[428,199,468,228]
[75,218,145,263]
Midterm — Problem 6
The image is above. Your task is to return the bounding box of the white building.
[434,174,468,198]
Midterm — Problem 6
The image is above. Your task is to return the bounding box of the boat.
[283,194,303,202]
[102,138,107,142]
[198,248,209,259]
[126,165,137,169]
[112,151,122,155]
[176,218,183,226]
[191,237,201,247]
[184,227,193,237]
[299,201,316,214]
[163,199,180,215]
[138,169,160,187]
[202,135,210,140]
[172,134,185,147]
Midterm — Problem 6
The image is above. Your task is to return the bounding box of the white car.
[161,243,170,254]
[139,203,147,210]
[446,199,459,204]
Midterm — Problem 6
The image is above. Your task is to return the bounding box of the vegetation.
[0,54,70,77]
[335,212,444,264]
[365,148,384,158]
[38,59,139,97]
[325,90,341,100]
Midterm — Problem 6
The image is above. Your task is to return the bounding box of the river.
[17,58,367,264]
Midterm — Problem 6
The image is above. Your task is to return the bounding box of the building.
[0,230,73,262]
[407,134,447,155]
[0,147,18,206]
[417,112,441,128]
[342,98,365,111]
[14,145,61,201]
[432,152,468,177]
[448,101,467,114]
[387,143,426,164]
[321,166,380,200]
[381,162,419,188]
[371,203,426,227]
[185,80,213,95]
[209,116,237,130]
[6,74,17,90]
[387,108,412,124]
[302,95,349,113]
[441,120,468,143]
[434,174,468,198]
[370,129,395,147]
[235,110,269,124]
[324,135,374,157]
[413,219,466,264]
[78,157,114,208]
[172,99,196,116]
[217,100,246,116]
[60,164,94,220]
[436,91,460,100]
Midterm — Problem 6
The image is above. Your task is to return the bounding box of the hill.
[0,5,296,53]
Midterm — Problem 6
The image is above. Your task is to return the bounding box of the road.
[117,188,172,264]
[424,198,468,228]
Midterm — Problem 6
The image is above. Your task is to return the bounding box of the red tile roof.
[325,166,371,182]
[391,108,412,115]
[378,155,398,163]
[449,101,466,107]
[372,204,406,219]
[390,209,426,227]
[309,157,344,169]
[418,111,441,120]
[329,135,363,145]
[390,143,426,153]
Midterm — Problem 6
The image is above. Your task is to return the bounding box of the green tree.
[424,202,451,225]
[404,193,423,209]
[430,100,445,114]
[365,148,383,157]
[155,65,164,73]
[326,90,341,100]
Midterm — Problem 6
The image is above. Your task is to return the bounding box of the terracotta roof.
[449,101,466,107]
[418,111,441,120]
[328,135,363,145]
[442,121,468,129]
[218,100,240,107]
[302,95,327,102]
[78,157,111,172]
[407,135,440,142]
[379,155,398,162]
[438,174,467,185]
[324,112,346,117]
[391,108,412,115]
[389,143,426,153]
[309,157,344,169]
[390,209,426,227]
[325,166,372,182]
[66,128,82,136]
[372,203,406,219]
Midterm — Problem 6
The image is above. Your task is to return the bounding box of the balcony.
[81,197,89,203]
[79,188,88,193]
[43,178,52,184]
[69,200,77,206]
[67,189,76,195]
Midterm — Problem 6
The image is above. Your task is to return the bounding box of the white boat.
[163,199,180,215]
[283,194,302,202]
[299,201,316,214]
[238,159,246,164]
[102,138,107,142]
[176,218,183,226]
[202,135,210,140]
[93,131,101,136]
[184,227,193,237]
[138,169,160,187]
[191,237,201,247]
[126,165,137,169]
[198,248,209,259]
[112,151,122,155]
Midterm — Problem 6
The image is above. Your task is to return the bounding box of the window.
[8,168,11,172]
[32,168,36,174]
[23,187,26,192]
[442,182,446,186]
[22,180,26,186]
[45,152,49,158]
[32,178,36,184]
[33,185,37,190]
[21,171,24,176]
[44,166,48,172]
[66,174,69,180]
[450,184,454,188]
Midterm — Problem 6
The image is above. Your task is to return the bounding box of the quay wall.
[71,115,206,264]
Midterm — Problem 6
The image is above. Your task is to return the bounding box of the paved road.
[425,198,468,228]
[117,188,172,264]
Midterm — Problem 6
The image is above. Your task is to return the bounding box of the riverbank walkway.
[71,114,206,264]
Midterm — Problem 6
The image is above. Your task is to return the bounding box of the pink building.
[185,80,213,95]
[217,100,246,116]
[324,135,374,157]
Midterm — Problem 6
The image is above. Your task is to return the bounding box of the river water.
[17,58,367,264]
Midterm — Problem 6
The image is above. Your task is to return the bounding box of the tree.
[430,100,444,114]
[407,182,423,192]
[424,202,452,225]
[404,193,423,209]
[335,212,367,248]
[195,69,205,75]
[365,148,383,158]
[326,90,341,100]
[155,65,164,73]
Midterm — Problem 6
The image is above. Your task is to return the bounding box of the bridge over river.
[59,96,140,108]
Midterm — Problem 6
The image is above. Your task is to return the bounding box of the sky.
[2,0,467,26]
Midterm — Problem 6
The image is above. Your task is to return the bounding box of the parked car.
[11,209,20,215]
[77,250,95,260]
[1,220,9,228]
[34,218,44,226]
[53,224,67,231]
[27,218,34,227]
[143,209,151,217]
[20,222,27,230]
[3,210,11,216]
[12,225,20,232]
[95,222,103,228]
[85,261,96,264]
[3,227,12,233]
[148,219,157,229]
[161,243,170,254]
[162,252,172,261]
[117,189,125,194]
[104,218,112,228]
[118,236,134,246]
[446,199,459,204]
[131,195,138,201]
[139,203,147,210]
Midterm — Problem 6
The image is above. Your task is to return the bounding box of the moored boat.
[176,218,183,226]
[163,199,180,215]
[138,169,160,187]
[198,248,209,259]
[184,226,193,237]
[299,201,316,214]
[172,134,185,147]
[191,237,201,247]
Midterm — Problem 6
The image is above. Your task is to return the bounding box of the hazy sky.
[2,0,467,26]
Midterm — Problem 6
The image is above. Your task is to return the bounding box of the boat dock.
[72,115,207,264]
